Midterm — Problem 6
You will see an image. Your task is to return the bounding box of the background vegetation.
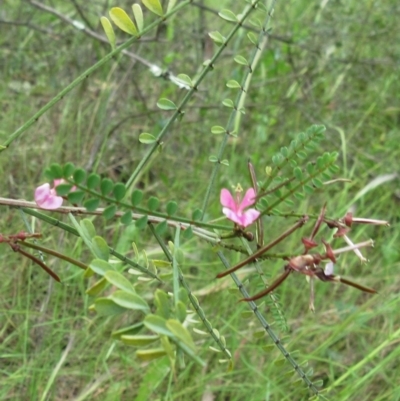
[1,0,399,400]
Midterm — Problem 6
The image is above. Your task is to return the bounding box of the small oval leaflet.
[131,4,143,32]
[102,205,117,220]
[109,7,138,36]
[226,80,241,89]
[120,210,132,225]
[63,162,75,178]
[100,16,116,49]
[83,197,100,212]
[73,168,86,184]
[111,290,150,312]
[208,31,225,46]
[142,0,164,17]
[86,173,101,190]
[121,334,158,346]
[211,126,226,135]
[157,98,177,110]
[100,178,114,195]
[139,133,157,144]
[218,9,237,22]
[95,298,127,316]
[222,99,234,108]
[234,55,248,66]
[91,236,110,261]
[131,189,143,206]
[113,182,126,201]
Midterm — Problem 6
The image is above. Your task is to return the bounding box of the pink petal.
[239,208,260,227]
[239,188,257,211]
[220,189,238,211]
[222,207,243,226]
[34,183,63,210]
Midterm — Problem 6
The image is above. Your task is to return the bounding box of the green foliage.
[1,0,398,399]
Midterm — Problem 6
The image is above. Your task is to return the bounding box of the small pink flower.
[220,186,260,228]
[34,179,72,210]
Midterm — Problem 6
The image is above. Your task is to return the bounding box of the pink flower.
[220,186,260,227]
[34,179,70,210]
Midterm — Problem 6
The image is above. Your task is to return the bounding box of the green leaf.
[167,0,177,13]
[50,163,63,178]
[131,189,143,206]
[166,200,178,216]
[103,205,117,220]
[142,0,164,17]
[247,31,258,45]
[144,314,173,336]
[293,167,303,181]
[100,178,114,195]
[176,301,186,323]
[80,219,96,242]
[100,16,116,49]
[226,80,241,89]
[111,322,144,339]
[234,55,248,66]
[218,9,237,22]
[131,4,144,31]
[89,259,114,276]
[182,226,193,239]
[136,348,166,361]
[91,236,110,261]
[148,196,160,211]
[121,334,159,346]
[222,99,234,108]
[111,290,150,312]
[73,168,86,184]
[63,162,75,178]
[104,271,136,293]
[155,220,168,235]
[94,298,127,316]
[211,126,226,135]
[56,184,73,196]
[86,173,101,190]
[135,215,148,229]
[139,133,157,144]
[208,31,225,46]
[109,7,138,36]
[157,98,177,110]
[120,211,132,225]
[113,182,126,201]
[154,289,170,319]
[166,319,196,351]
[208,155,218,163]
[86,277,107,296]
[176,74,193,88]
[220,159,229,166]
[83,198,100,212]
[191,209,202,220]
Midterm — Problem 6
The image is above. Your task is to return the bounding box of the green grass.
[1,0,400,400]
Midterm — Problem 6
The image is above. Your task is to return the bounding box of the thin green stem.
[217,251,319,396]
[201,0,276,219]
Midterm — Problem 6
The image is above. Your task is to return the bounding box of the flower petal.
[324,262,335,276]
[35,183,63,209]
[220,189,238,211]
[239,208,260,227]
[222,207,243,226]
[239,188,257,210]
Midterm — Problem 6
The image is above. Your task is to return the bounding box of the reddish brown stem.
[13,246,61,282]
[216,216,308,278]
[241,268,292,302]
[338,276,377,294]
